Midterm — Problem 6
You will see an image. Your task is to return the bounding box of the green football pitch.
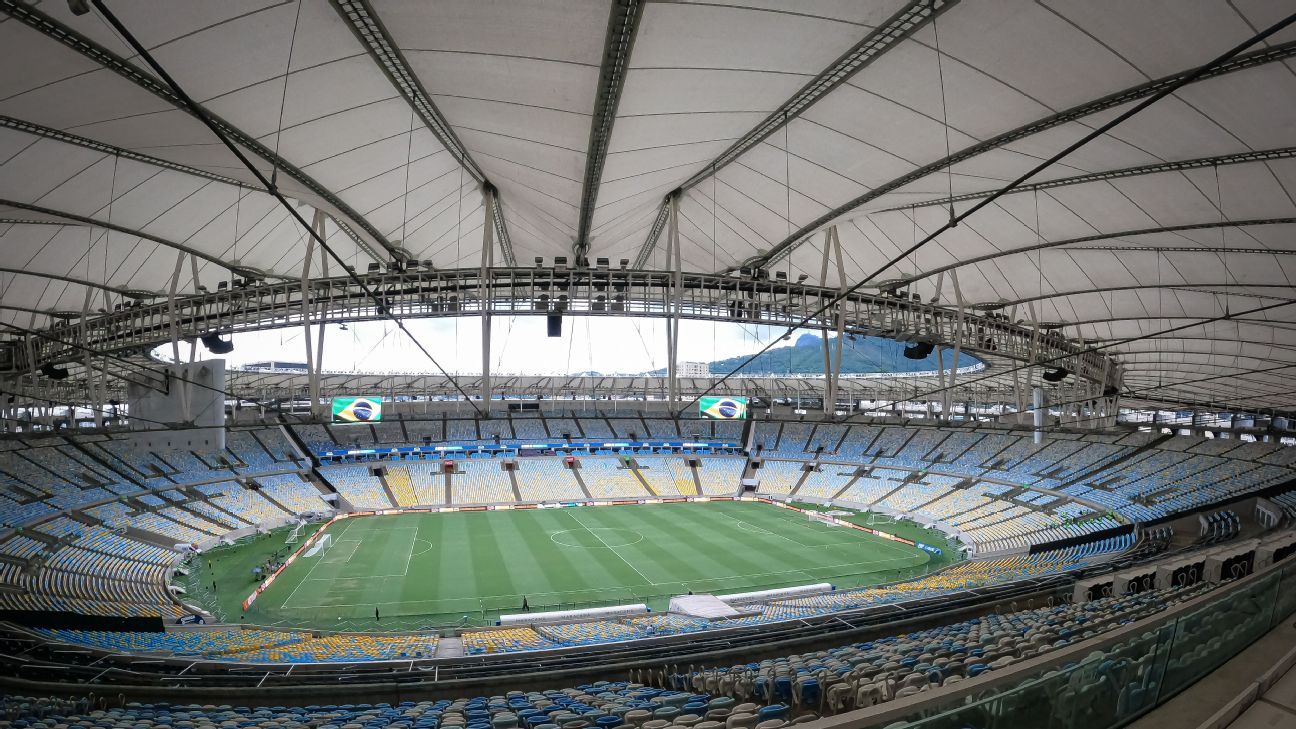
[214,501,949,630]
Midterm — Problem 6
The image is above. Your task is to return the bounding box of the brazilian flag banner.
[332,396,382,423]
[699,396,748,420]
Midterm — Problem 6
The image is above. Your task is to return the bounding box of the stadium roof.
[2,0,1296,412]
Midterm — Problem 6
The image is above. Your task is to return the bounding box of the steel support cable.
[88,0,482,414]
[671,10,1296,419]
[754,39,1296,270]
[840,297,1296,423]
[981,361,1296,431]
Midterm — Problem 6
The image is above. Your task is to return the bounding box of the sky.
[154,316,802,376]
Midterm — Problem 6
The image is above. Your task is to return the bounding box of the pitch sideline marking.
[279,516,356,609]
[757,506,929,560]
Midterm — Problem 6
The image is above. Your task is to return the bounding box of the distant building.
[679,361,711,377]
[241,361,308,373]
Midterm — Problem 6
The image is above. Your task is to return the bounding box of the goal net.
[808,511,839,527]
[303,533,333,558]
[286,522,307,544]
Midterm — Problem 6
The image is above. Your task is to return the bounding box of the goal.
[303,533,333,558]
[807,511,839,527]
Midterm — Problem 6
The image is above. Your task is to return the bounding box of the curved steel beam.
[0,115,383,260]
[885,218,1296,288]
[575,0,644,263]
[0,267,151,298]
[0,0,392,262]
[0,115,242,187]
[754,39,1296,269]
[873,146,1296,215]
[328,0,514,265]
[0,200,280,280]
[976,283,1296,310]
[636,0,957,267]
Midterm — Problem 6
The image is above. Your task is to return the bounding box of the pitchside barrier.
[499,603,648,626]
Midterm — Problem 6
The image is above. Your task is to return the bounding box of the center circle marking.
[550,528,644,548]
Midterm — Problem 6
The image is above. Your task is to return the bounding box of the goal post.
[303,533,333,558]
[808,511,839,527]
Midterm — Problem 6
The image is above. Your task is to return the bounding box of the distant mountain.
[651,334,978,376]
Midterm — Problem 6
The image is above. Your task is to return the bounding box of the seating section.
[795,467,855,499]
[673,582,1214,712]
[1,421,1293,665]
[454,461,516,504]
[515,459,584,502]
[33,627,438,663]
[384,464,420,507]
[754,460,806,495]
[761,536,1134,619]
[579,459,649,498]
[695,457,745,495]
[398,462,447,505]
[255,474,331,514]
[318,466,394,510]
[634,456,696,495]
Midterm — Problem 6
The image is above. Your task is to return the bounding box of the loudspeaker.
[1043,367,1069,383]
[903,341,934,360]
[40,363,70,380]
[547,314,562,337]
[200,333,234,354]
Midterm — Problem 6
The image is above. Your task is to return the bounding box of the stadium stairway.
[66,438,143,489]
[570,466,595,500]
[435,635,464,658]
[1054,431,1175,493]
[376,471,401,507]
[629,460,658,496]
[909,481,965,513]
[869,479,910,508]
[506,468,524,502]
[825,468,863,500]
[786,465,811,497]
[251,483,299,515]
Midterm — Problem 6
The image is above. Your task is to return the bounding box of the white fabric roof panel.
[1,0,1295,411]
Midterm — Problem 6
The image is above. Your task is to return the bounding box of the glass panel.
[885,571,1286,729]
[1158,573,1277,697]
[1271,561,1296,627]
